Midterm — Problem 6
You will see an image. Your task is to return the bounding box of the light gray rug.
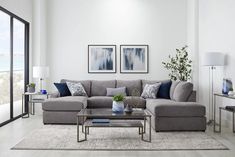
[12,125,228,151]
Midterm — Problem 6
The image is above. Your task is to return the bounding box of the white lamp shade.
[33,66,49,78]
[202,52,225,66]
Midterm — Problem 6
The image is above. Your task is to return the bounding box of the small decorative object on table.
[222,78,233,95]
[26,83,36,93]
[124,104,133,114]
[112,94,125,113]
[41,89,47,94]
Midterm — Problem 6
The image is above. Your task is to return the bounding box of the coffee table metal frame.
[77,109,151,142]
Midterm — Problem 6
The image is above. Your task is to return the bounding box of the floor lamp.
[202,52,225,125]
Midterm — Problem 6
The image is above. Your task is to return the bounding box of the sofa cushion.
[170,80,180,99]
[146,99,205,117]
[124,96,146,109]
[42,96,87,111]
[54,83,71,97]
[116,80,141,96]
[173,81,193,102]
[61,79,91,96]
[87,96,113,108]
[106,87,126,96]
[157,80,172,99]
[91,80,116,96]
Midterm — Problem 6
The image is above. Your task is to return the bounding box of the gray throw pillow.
[172,81,193,102]
[141,83,161,99]
[170,80,180,99]
[66,82,87,96]
[106,87,126,96]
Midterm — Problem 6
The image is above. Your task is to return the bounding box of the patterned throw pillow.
[141,83,161,99]
[66,82,87,96]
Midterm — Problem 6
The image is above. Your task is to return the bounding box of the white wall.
[46,0,188,90]
[0,0,33,80]
[199,0,235,126]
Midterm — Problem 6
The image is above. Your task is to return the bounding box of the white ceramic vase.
[112,101,124,113]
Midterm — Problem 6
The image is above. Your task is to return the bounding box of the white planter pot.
[27,87,35,93]
[112,101,124,113]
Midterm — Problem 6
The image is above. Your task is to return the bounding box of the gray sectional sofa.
[42,79,206,131]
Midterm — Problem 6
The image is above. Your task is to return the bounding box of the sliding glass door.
[13,18,26,117]
[0,7,29,126]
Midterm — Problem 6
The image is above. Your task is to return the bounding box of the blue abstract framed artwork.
[88,45,116,73]
[120,45,149,73]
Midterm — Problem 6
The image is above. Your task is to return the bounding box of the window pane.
[13,18,25,117]
[0,10,10,123]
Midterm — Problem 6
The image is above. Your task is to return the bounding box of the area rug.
[12,125,228,151]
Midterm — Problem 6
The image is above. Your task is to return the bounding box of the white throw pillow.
[141,83,161,99]
[66,82,87,96]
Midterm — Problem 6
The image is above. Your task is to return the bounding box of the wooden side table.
[214,93,235,133]
[22,92,50,118]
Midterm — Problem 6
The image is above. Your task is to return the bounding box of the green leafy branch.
[162,46,192,81]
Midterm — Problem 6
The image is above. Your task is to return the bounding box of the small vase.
[124,104,133,114]
[27,87,35,93]
[112,101,124,113]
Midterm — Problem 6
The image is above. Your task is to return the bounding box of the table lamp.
[33,66,49,92]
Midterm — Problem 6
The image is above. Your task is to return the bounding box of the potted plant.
[27,83,36,93]
[162,46,192,81]
[112,94,125,113]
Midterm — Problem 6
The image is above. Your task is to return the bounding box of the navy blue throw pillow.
[157,80,172,99]
[54,83,71,97]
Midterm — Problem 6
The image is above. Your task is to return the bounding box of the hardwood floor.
[0,108,235,157]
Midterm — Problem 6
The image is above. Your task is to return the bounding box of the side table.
[214,93,235,133]
[22,92,50,118]
[217,107,235,133]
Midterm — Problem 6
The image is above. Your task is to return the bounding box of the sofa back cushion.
[172,81,193,102]
[60,79,91,96]
[170,80,180,99]
[116,80,141,96]
[91,80,116,96]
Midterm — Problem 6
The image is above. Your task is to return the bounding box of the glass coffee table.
[77,109,151,142]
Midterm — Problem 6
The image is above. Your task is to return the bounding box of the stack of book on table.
[92,119,110,123]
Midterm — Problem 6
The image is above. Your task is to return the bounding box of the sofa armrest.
[49,91,60,98]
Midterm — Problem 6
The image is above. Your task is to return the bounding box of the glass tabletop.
[77,108,150,118]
